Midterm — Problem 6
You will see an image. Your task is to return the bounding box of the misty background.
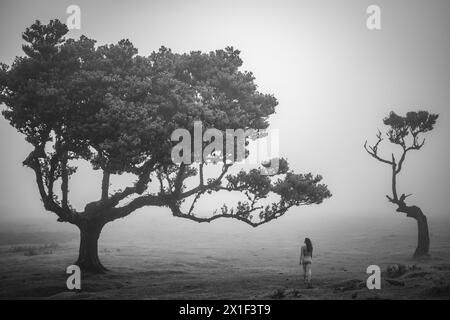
[0,0,449,253]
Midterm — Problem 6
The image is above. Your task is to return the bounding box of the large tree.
[365,111,439,258]
[0,20,331,273]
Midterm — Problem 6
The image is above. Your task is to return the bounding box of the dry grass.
[6,243,59,256]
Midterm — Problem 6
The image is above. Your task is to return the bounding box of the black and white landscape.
[0,0,449,300]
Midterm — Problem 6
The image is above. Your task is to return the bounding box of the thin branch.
[199,163,204,186]
[84,157,158,213]
[173,163,186,195]
[390,153,398,201]
[106,194,168,222]
[179,162,232,199]
[396,137,426,174]
[364,132,394,166]
[60,153,69,209]
[23,148,79,224]
[47,153,59,198]
[168,201,298,228]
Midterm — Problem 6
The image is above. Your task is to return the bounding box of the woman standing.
[300,238,313,288]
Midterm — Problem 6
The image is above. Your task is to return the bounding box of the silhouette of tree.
[0,20,331,273]
[365,111,439,258]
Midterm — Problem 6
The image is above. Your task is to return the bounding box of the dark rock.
[386,264,407,278]
[285,289,302,298]
[403,271,429,279]
[432,264,450,271]
[268,289,285,299]
[407,264,421,271]
[334,279,364,292]
[385,279,405,286]
[428,283,450,297]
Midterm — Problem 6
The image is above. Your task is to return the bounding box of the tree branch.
[179,162,232,199]
[396,137,425,174]
[46,153,59,199]
[23,148,79,224]
[101,170,110,201]
[168,201,295,228]
[84,157,158,214]
[364,131,394,165]
[61,153,69,209]
[106,194,168,222]
[390,154,398,201]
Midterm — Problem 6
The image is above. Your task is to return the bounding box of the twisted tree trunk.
[413,211,430,258]
[364,112,438,260]
[76,221,108,274]
[397,205,430,259]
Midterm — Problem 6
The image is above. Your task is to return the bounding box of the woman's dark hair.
[304,238,313,257]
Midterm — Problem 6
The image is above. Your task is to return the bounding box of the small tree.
[0,20,331,273]
[365,111,439,258]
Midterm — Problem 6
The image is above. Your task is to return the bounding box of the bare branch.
[23,148,79,224]
[107,194,168,222]
[87,157,158,212]
[364,140,393,165]
[46,153,59,198]
[60,153,69,209]
[173,163,186,195]
[396,136,426,174]
[101,170,110,201]
[179,162,232,199]
[199,163,204,186]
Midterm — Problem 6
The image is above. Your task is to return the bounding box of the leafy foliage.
[383,111,438,147]
[1,19,331,227]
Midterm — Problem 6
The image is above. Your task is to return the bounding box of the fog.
[1,0,449,245]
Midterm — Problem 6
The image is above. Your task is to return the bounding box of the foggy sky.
[0,0,449,238]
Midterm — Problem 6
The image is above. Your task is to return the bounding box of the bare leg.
[302,263,307,283]
[305,263,312,287]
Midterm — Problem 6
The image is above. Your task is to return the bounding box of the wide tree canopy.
[0,20,331,272]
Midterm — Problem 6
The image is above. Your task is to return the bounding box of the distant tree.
[365,111,439,258]
[0,20,331,273]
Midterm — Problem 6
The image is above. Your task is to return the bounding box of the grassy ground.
[1,230,450,299]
